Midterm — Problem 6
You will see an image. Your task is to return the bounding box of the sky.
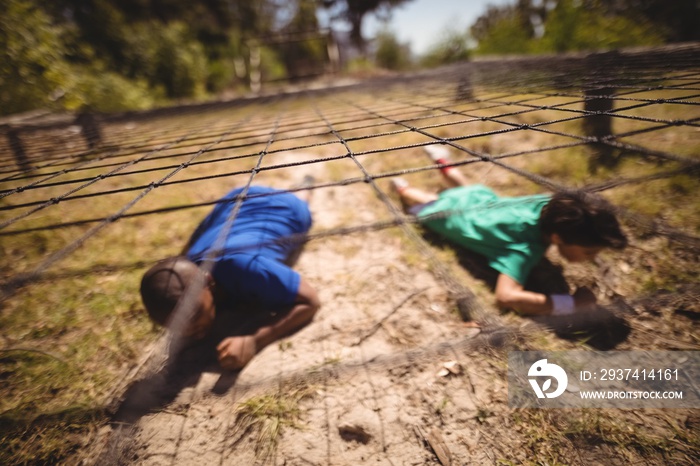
[363,0,515,56]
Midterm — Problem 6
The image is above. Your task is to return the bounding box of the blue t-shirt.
[186,186,312,312]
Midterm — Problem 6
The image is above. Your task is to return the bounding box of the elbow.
[288,294,320,329]
[494,290,516,310]
[494,290,534,315]
[303,295,321,322]
[308,299,320,320]
[296,278,321,322]
[494,274,529,312]
[308,288,321,316]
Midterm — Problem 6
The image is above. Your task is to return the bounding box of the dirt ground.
[86,154,699,466]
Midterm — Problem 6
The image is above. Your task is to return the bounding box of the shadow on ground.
[112,337,235,425]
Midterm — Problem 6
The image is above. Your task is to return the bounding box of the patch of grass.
[611,171,700,235]
[0,406,105,466]
[511,409,699,466]
[309,355,342,373]
[0,267,154,464]
[495,460,519,466]
[230,383,315,463]
[564,410,669,454]
[635,246,699,293]
[524,144,594,187]
[512,410,570,466]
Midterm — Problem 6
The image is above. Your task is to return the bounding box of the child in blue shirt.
[140,186,320,370]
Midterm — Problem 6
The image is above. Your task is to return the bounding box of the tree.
[320,0,413,51]
[0,0,157,116]
[275,0,328,80]
[470,0,696,56]
[0,0,72,114]
[534,0,663,53]
[471,5,533,56]
[0,0,339,115]
[420,28,471,68]
[470,0,538,48]
[374,30,411,70]
[599,0,699,43]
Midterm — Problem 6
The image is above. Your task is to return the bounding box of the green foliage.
[1,0,353,116]
[345,56,377,75]
[260,46,289,82]
[206,31,247,92]
[0,0,163,114]
[275,1,328,80]
[207,59,237,93]
[275,39,327,80]
[471,0,686,56]
[420,28,471,68]
[68,67,161,112]
[1,0,694,115]
[374,30,412,70]
[0,0,70,114]
[120,21,208,99]
[473,10,533,55]
[153,22,208,99]
[288,0,320,32]
[533,0,664,53]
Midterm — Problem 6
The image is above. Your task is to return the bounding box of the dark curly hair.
[540,192,627,249]
[140,256,204,326]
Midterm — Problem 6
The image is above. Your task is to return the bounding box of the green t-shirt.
[418,185,550,285]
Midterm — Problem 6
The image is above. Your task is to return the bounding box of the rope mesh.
[2,45,698,298]
[2,44,700,463]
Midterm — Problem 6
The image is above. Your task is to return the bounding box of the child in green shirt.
[392,146,628,317]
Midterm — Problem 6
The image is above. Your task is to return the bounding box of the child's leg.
[400,186,439,205]
[391,178,438,206]
[425,145,470,187]
[441,166,470,187]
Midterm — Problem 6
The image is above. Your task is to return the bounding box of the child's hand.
[217,336,257,370]
[573,287,597,311]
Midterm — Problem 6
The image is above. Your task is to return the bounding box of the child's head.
[540,192,627,262]
[140,256,216,340]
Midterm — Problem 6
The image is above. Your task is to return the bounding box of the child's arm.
[494,274,595,316]
[216,277,320,370]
